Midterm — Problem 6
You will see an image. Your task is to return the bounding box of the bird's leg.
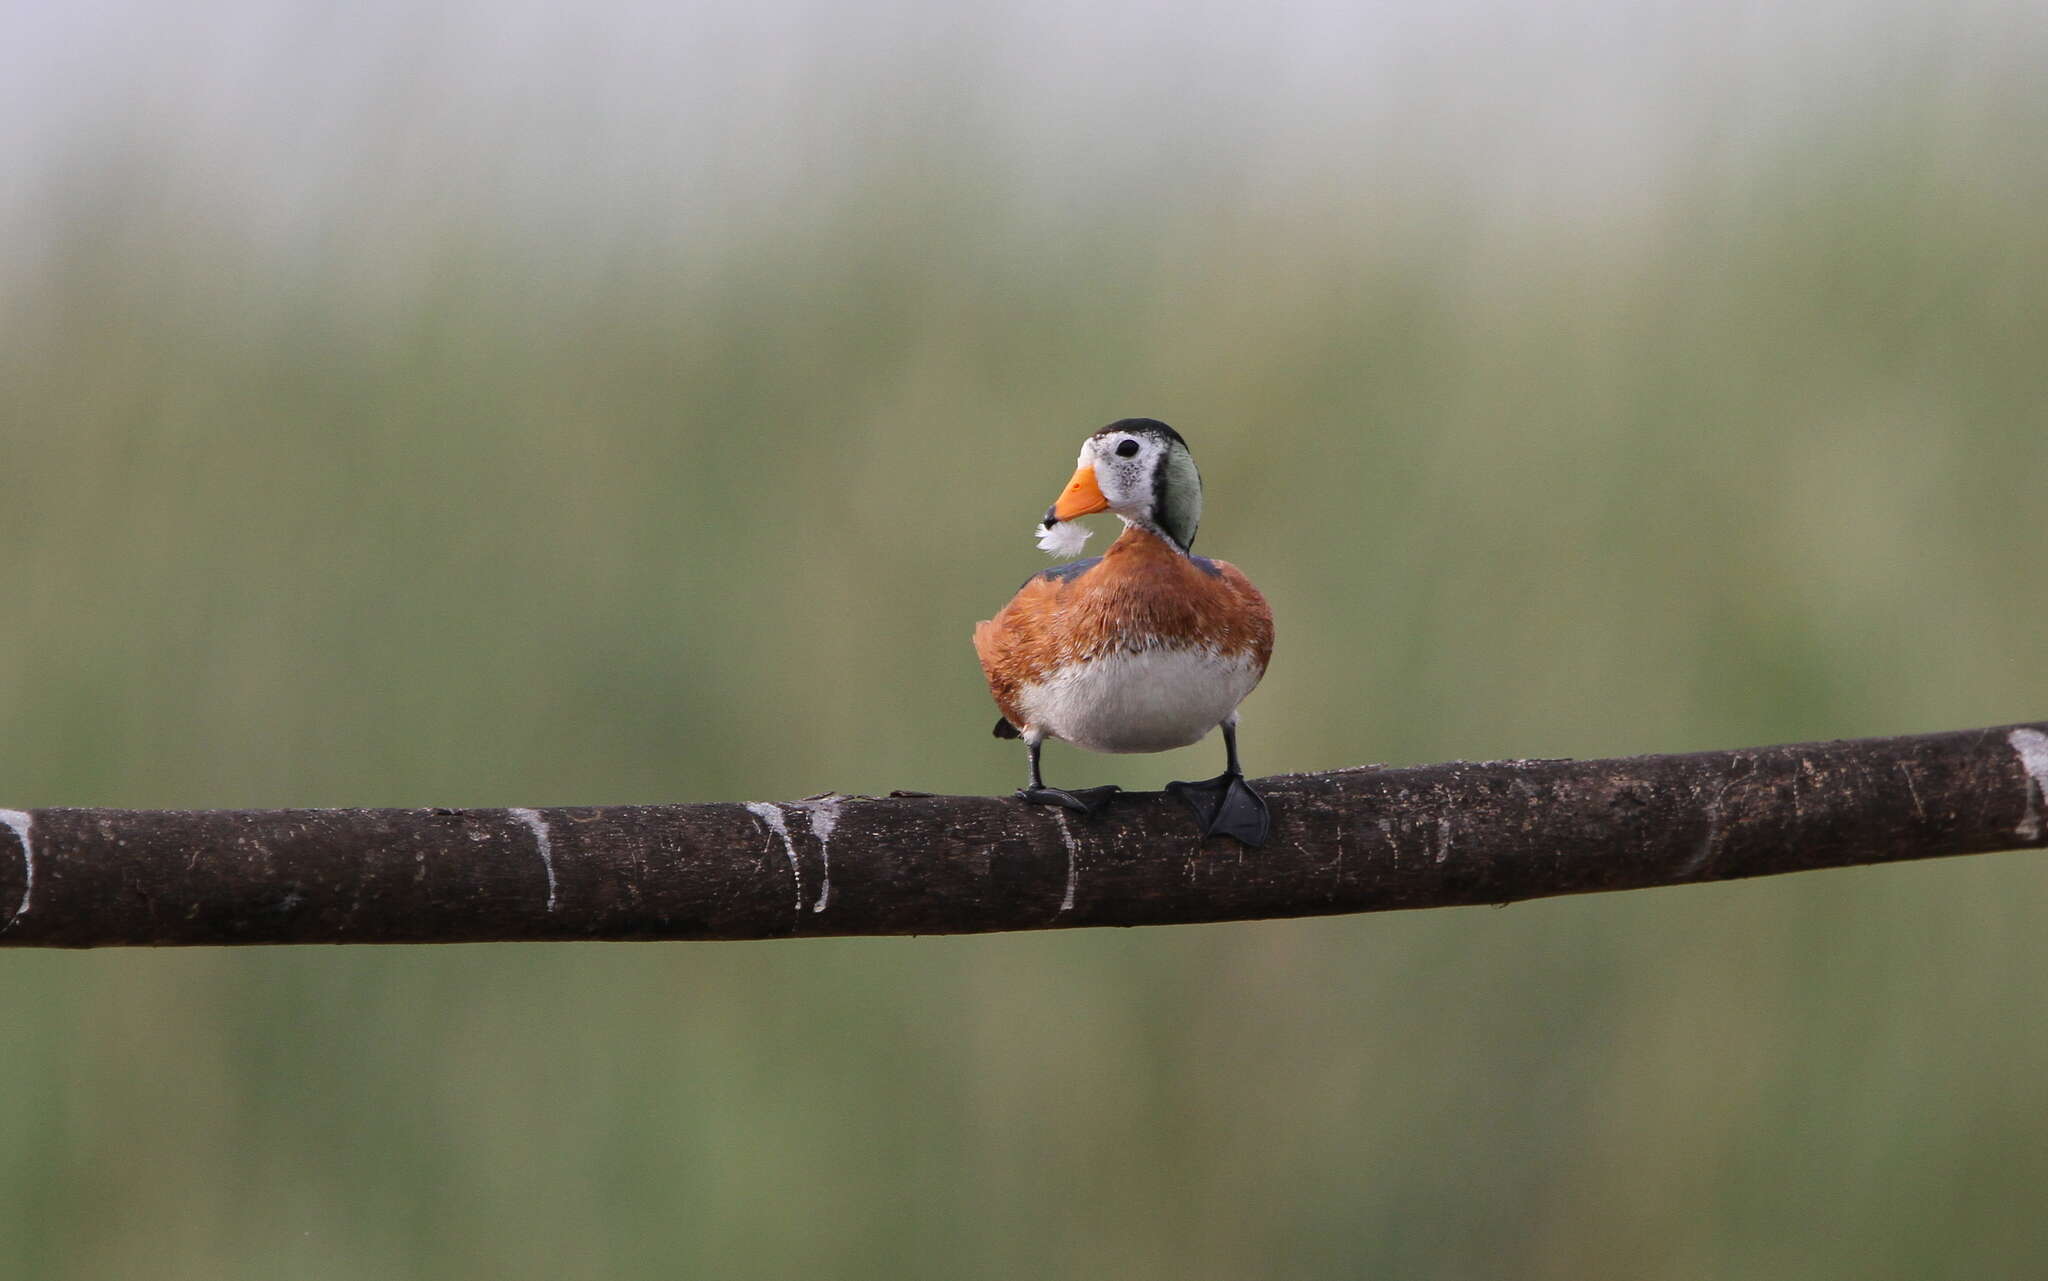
[1017,737,1122,814]
[1166,720,1270,847]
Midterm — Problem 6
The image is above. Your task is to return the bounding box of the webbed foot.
[1016,784,1123,814]
[1166,772,1270,847]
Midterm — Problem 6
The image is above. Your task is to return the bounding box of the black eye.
[1115,439,1140,458]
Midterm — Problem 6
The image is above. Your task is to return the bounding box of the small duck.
[973,419,1275,846]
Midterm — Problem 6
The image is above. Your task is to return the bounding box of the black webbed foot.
[1166,772,1270,847]
[1016,784,1123,815]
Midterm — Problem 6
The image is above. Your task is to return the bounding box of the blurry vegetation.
[2,2,2048,1277]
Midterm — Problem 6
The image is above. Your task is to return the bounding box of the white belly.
[1018,647,1262,754]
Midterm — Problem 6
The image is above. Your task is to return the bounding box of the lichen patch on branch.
[796,796,843,913]
[1052,810,1081,913]
[745,803,803,913]
[0,809,31,929]
[507,808,558,912]
[2006,729,2048,840]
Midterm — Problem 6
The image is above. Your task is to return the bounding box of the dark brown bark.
[3,721,2046,947]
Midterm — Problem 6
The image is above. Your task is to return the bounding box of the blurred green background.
[4,1,2048,1276]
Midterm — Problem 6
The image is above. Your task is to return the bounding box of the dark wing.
[1018,555,1102,592]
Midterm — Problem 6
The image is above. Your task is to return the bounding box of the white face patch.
[1035,518,1093,558]
[1092,434,1158,514]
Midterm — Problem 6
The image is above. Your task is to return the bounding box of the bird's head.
[1035,418,1203,557]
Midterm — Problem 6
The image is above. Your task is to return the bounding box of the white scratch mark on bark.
[745,802,803,911]
[1432,815,1452,863]
[1896,761,1926,819]
[1684,778,1737,877]
[1052,811,1080,912]
[797,796,842,913]
[1692,810,1719,876]
[0,809,31,929]
[2008,730,2048,840]
[508,808,558,911]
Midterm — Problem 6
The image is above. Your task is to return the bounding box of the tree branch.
[4,721,2046,948]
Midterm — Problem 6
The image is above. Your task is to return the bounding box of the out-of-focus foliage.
[3,2,2047,1276]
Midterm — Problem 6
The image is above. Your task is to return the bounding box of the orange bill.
[1050,464,1109,520]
